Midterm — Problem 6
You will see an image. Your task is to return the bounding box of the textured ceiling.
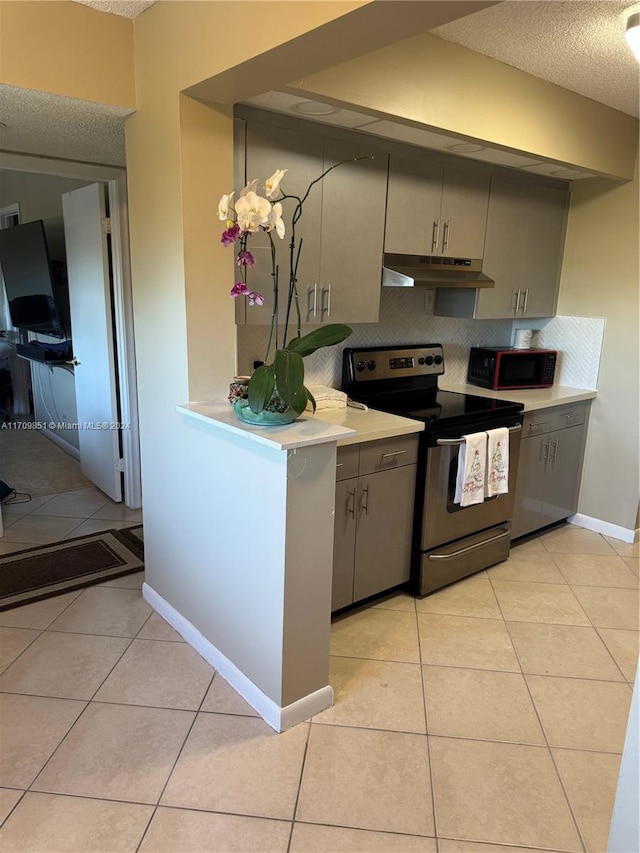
[0,85,130,167]
[1,1,638,174]
[434,0,640,118]
[71,0,156,18]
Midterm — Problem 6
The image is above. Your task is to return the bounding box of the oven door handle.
[436,424,522,446]
[428,527,511,560]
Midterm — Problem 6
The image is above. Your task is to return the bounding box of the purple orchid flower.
[230,282,249,298]
[236,250,256,268]
[247,291,265,306]
[221,224,241,247]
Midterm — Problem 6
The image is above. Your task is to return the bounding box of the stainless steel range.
[342,344,524,596]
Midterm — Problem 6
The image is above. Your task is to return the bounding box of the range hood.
[382,254,494,288]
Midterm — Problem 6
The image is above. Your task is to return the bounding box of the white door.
[62,183,122,501]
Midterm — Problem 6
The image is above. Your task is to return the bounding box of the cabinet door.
[440,166,490,259]
[511,435,547,539]
[332,478,358,611]
[475,175,526,319]
[318,139,388,324]
[242,122,323,326]
[541,426,586,526]
[385,153,442,255]
[520,183,568,317]
[353,465,416,602]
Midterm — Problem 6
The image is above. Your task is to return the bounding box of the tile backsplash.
[237,288,604,391]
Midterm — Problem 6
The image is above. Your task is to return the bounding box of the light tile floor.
[0,486,143,554]
[0,523,637,852]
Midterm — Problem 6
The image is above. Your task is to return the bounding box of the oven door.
[420,423,522,551]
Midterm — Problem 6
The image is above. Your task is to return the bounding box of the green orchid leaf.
[305,386,317,413]
[248,364,275,413]
[286,324,352,358]
[274,349,307,414]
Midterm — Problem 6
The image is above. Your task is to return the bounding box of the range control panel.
[346,345,445,382]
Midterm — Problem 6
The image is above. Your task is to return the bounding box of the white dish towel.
[454,431,487,507]
[487,427,510,497]
[305,385,348,411]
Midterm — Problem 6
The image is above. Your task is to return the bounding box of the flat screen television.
[0,220,70,339]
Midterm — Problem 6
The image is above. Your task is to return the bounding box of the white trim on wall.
[143,582,334,732]
[569,513,638,544]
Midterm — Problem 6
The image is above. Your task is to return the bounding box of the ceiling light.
[626,12,640,62]
[446,142,485,154]
[291,101,339,117]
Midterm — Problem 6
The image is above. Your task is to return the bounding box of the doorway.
[0,154,141,509]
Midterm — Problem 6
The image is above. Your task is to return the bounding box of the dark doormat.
[0,526,144,611]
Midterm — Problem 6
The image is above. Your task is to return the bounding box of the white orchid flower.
[239,179,258,197]
[264,169,287,199]
[217,192,235,222]
[234,191,271,233]
[263,201,285,239]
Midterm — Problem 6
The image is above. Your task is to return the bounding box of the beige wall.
[285,32,638,181]
[0,170,88,256]
[0,1,135,108]
[557,160,640,530]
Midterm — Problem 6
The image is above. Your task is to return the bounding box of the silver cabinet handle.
[513,289,521,314]
[550,437,559,460]
[336,462,344,468]
[432,219,440,253]
[521,288,529,313]
[347,487,356,518]
[442,219,451,252]
[528,421,547,433]
[321,284,331,318]
[381,450,407,459]
[308,283,317,318]
[436,424,522,446]
[359,484,369,515]
[542,439,550,461]
[428,527,511,560]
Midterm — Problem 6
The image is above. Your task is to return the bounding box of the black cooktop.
[354,388,523,431]
[342,344,523,434]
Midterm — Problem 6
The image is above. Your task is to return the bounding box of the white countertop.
[179,384,594,451]
[312,406,425,446]
[440,382,597,412]
[178,401,355,451]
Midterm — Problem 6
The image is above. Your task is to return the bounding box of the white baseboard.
[142,583,333,732]
[569,514,638,544]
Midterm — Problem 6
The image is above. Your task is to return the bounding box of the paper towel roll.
[514,329,533,349]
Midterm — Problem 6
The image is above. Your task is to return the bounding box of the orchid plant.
[219,160,362,417]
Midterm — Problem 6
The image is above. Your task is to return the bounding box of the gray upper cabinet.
[519,182,569,317]
[437,174,569,320]
[236,120,323,326]
[237,119,387,326]
[311,139,388,325]
[385,153,490,259]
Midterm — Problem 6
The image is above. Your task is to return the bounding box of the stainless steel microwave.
[468,346,557,390]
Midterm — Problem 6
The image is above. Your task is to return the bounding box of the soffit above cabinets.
[240,90,599,181]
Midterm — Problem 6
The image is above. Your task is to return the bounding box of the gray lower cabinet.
[511,402,590,539]
[332,435,418,611]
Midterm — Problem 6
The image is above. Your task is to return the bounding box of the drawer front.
[523,402,588,438]
[549,402,588,432]
[358,434,419,475]
[336,445,360,481]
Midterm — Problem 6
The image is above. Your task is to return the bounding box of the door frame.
[1,152,142,508]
